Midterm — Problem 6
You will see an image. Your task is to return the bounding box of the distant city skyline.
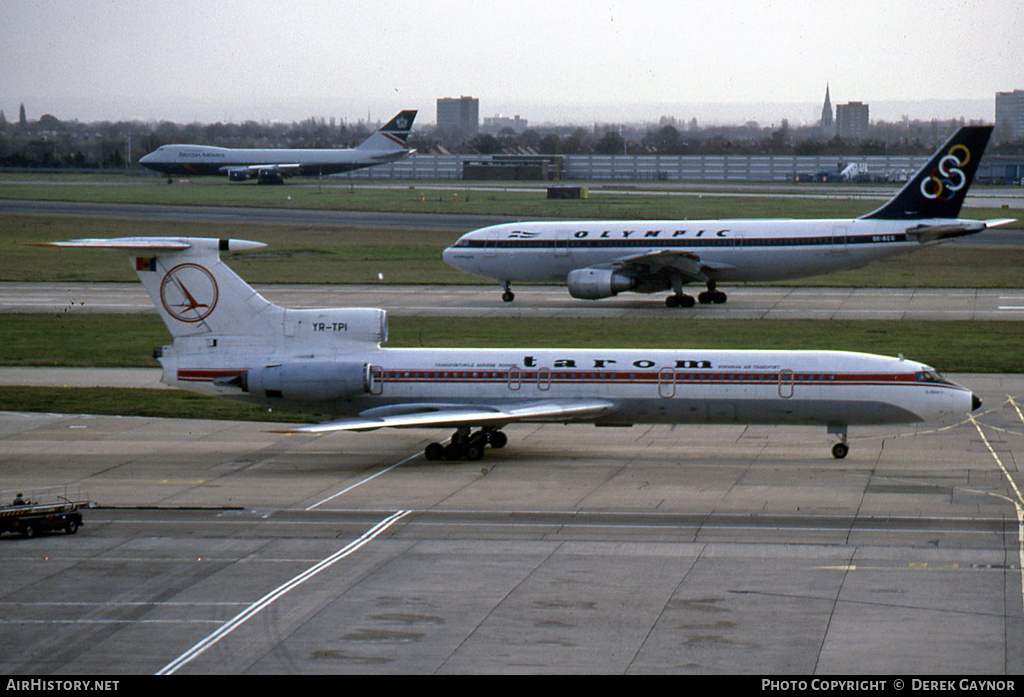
[1,1,1020,127]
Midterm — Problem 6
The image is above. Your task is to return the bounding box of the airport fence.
[339,153,933,183]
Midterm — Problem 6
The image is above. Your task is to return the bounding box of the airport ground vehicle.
[0,486,90,538]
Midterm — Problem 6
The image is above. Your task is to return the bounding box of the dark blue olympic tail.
[860,125,992,221]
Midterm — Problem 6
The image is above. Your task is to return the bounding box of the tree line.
[1,105,1021,170]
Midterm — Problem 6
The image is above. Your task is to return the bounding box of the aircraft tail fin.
[44,237,387,348]
[41,237,273,339]
[860,125,992,221]
[356,110,417,151]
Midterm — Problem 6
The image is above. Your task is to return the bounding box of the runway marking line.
[155,509,410,676]
[969,401,1024,621]
[305,450,424,511]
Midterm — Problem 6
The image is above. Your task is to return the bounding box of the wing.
[603,249,735,283]
[281,398,618,434]
[220,164,303,180]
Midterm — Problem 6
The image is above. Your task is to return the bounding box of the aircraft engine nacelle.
[242,361,372,401]
[566,268,636,299]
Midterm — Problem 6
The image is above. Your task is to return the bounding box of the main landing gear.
[698,281,727,305]
[424,427,508,461]
[666,280,727,308]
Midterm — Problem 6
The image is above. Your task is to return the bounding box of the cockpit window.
[915,370,944,383]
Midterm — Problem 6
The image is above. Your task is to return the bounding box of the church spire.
[820,84,834,129]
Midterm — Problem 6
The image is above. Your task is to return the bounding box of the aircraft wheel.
[501,287,515,302]
[713,291,728,304]
[443,443,464,460]
[425,442,445,461]
[667,294,695,308]
[831,442,849,459]
[488,431,508,449]
[464,444,485,461]
[698,292,713,304]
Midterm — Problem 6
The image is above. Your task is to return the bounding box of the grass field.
[0,175,913,219]
[3,313,1022,373]
[3,211,1024,287]
[2,172,1022,223]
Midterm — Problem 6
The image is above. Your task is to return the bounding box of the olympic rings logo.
[920,144,971,200]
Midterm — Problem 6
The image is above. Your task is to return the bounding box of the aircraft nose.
[972,393,982,411]
[441,245,465,268]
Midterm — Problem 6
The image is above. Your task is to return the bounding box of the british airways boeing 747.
[139,110,416,183]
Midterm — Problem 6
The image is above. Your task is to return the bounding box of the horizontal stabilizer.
[281,398,619,434]
[906,218,1017,243]
[38,237,266,253]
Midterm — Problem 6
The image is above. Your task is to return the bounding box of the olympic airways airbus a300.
[443,125,1015,307]
[139,110,416,183]
[47,236,980,460]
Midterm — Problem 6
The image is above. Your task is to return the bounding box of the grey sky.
[1,0,1021,126]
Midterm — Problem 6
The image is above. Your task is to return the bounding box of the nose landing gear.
[829,425,849,459]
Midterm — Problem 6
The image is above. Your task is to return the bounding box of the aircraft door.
[507,367,521,391]
[658,367,676,398]
[536,367,551,391]
[369,365,383,395]
[831,226,849,254]
[778,369,794,399]
[555,231,570,257]
[485,230,500,258]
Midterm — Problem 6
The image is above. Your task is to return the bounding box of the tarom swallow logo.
[160,263,219,323]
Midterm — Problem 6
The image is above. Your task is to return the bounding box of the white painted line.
[0,618,223,625]
[305,450,423,511]
[156,509,410,675]
[969,412,1024,630]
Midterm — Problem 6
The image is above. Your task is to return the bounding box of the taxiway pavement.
[5,282,1024,320]
[0,373,1022,674]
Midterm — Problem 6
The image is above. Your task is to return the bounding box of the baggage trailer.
[0,486,92,538]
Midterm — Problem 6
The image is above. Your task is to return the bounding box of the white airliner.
[443,126,1015,306]
[139,110,416,183]
[46,236,980,459]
